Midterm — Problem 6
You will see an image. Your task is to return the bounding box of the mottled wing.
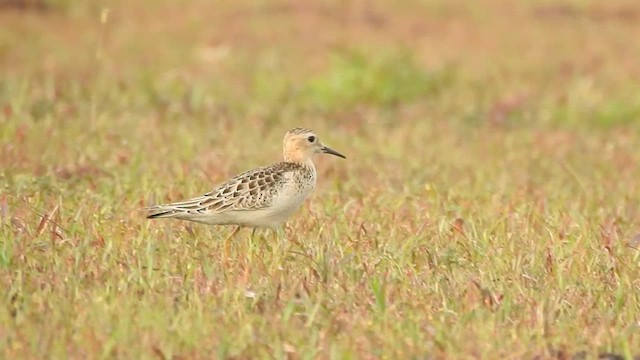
[146,164,291,218]
[199,165,287,212]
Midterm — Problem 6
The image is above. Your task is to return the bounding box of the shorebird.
[145,128,345,254]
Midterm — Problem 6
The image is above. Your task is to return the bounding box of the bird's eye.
[307,136,316,143]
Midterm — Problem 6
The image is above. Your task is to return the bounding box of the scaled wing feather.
[146,163,295,217]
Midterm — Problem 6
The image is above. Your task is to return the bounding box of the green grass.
[303,49,454,110]
[2,0,640,358]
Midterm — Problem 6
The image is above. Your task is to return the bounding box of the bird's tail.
[143,196,208,219]
[145,208,180,219]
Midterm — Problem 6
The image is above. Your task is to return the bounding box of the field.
[2,0,640,358]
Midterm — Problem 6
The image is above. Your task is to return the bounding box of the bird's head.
[283,128,345,163]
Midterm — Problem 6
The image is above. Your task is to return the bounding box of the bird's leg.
[275,226,289,254]
[224,226,241,258]
[249,227,259,254]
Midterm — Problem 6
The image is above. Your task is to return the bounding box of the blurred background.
[3,0,639,127]
[2,0,640,201]
[2,0,640,357]
[2,0,639,186]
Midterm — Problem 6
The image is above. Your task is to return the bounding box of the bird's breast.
[268,169,315,212]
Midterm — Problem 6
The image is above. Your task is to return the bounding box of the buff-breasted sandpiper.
[145,128,345,252]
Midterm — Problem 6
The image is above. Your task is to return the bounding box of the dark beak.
[321,145,346,159]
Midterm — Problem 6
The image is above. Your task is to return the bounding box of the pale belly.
[245,182,313,228]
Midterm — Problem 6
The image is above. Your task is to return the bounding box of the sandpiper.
[145,128,345,252]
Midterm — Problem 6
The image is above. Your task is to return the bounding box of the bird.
[144,127,345,254]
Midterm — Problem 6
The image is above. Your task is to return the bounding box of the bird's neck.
[283,155,315,169]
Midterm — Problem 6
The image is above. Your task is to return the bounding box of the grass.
[2,0,640,358]
[303,49,453,110]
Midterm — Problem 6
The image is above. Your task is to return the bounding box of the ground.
[1,0,640,358]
